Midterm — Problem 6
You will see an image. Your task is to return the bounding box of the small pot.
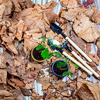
[51,60,69,78]
[31,46,46,63]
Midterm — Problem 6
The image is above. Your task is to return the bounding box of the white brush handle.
[71,51,99,78]
[66,37,92,62]
[62,51,92,75]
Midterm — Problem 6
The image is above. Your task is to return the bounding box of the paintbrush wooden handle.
[71,51,99,78]
[66,37,92,62]
[62,51,92,75]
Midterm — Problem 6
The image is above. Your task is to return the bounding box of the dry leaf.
[80,72,87,78]
[86,43,91,53]
[70,35,86,51]
[61,7,94,22]
[15,20,27,40]
[69,64,76,73]
[3,51,14,66]
[91,5,100,24]
[0,4,5,21]
[38,1,57,10]
[76,0,81,4]
[2,34,15,43]
[96,37,100,48]
[67,0,78,9]
[60,0,68,7]
[24,37,38,55]
[34,1,58,23]
[61,91,70,96]
[73,13,100,42]
[0,90,12,96]
[25,29,42,43]
[10,78,25,86]
[7,43,18,55]
[77,77,100,100]
[14,59,21,66]
[60,0,78,8]
[44,9,58,23]
[19,86,32,96]
[25,81,34,89]
[87,61,98,71]
[77,84,95,100]
[60,22,72,37]
[87,53,100,65]
[0,53,6,68]
[3,1,13,16]
[46,30,56,39]
[0,69,7,84]
[97,48,100,58]
[17,7,50,34]
[37,77,51,90]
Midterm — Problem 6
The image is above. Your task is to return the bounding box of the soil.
[32,47,44,60]
[53,61,68,76]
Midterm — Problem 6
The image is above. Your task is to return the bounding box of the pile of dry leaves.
[0,0,100,100]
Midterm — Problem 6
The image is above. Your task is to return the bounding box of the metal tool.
[60,41,99,78]
[48,39,92,75]
[50,23,92,62]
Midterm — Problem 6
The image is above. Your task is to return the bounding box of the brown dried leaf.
[60,22,72,37]
[7,79,18,89]
[96,37,100,48]
[31,90,41,100]
[86,43,91,53]
[60,0,78,8]
[2,33,15,43]
[3,1,13,16]
[24,37,38,55]
[19,86,32,96]
[17,7,50,34]
[40,1,57,10]
[7,43,18,55]
[76,0,81,4]
[14,59,21,66]
[80,72,87,78]
[46,30,56,39]
[70,35,86,51]
[77,77,100,100]
[69,64,76,73]
[0,69,7,84]
[34,1,58,23]
[67,0,78,9]
[15,20,27,41]
[0,4,5,21]
[0,90,12,96]
[87,53,100,65]
[73,13,100,42]
[0,53,6,68]
[10,78,25,86]
[60,0,68,7]
[61,91,70,96]
[10,89,24,100]
[3,51,14,66]
[91,5,100,24]
[97,48,100,58]
[37,77,51,90]
[87,61,98,71]
[25,29,42,43]
[77,84,95,100]
[61,7,94,22]
[25,81,34,89]
[44,9,58,23]
[54,80,66,89]
[3,97,15,100]
[26,62,43,71]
